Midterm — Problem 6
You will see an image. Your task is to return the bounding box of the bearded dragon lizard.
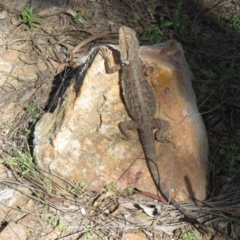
[99,26,208,230]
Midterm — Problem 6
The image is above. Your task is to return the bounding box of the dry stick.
[55,33,112,71]
[55,40,74,64]
[198,96,231,116]
[0,39,31,47]
[37,6,68,18]
[72,32,111,55]
[191,0,232,36]
[19,56,38,65]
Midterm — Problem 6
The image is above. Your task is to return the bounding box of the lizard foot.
[99,46,121,73]
[156,133,176,148]
[99,46,112,59]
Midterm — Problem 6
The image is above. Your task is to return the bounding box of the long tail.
[142,137,227,235]
[146,157,168,199]
[139,130,165,197]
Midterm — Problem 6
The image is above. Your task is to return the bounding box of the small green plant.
[4,124,12,131]
[171,0,191,34]
[221,214,240,228]
[24,128,32,135]
[25,102,36,113]
[18,205,25,211]
[225,14,240,30]
[40,212,47,220]
[105,182,116,191]
[200,68,217,86]
[221,146,240,179]
[144,0,190,43]
[144,21,173,44]
[207,226,215,235]
[20,7,43,29]
[191,30,209,45]
[195,59,239,95]
[66,180,86,197]
[199,68,217,81]
[82,10,91,21]
[35,192,42,198]
[73,13,81,23]
[83,222,95,240]
[73,10,92,23]
[44,178,53,194]
[209,144,240,180]
[130,13,139,26]
[207,160,221,177]
[151,0,156,11]
[120,186,134,195]
[124,186,134,194]
[48,216,67,231]
[180,231,197,240]
[1,143,38,177]
[218,59,239,90]
[69,39,75,45]
[194,67,218,93]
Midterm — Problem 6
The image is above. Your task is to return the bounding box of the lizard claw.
[99,46,112,59]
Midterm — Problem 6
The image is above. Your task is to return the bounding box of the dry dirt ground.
[0,0,240,239]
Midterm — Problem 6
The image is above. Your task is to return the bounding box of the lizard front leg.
[99,46,121,73]
[119,121,138,139]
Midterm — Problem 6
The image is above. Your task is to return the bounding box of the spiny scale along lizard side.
[99,26,208,232]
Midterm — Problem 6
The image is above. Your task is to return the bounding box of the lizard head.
[119,26,140,62]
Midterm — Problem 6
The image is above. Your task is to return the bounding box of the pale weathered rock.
[34,41,208,202]
[0,10,8,20]
[122,232,148,240]
[0,164,8,179]
[0,49,19,86]
[5,186,31,208]
[0,188,14,202]
[0,221,27,240]
[38,232,59,240]
[17,212,36,227]
[0,185,31,223]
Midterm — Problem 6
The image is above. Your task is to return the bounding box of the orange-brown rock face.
[34,40,208,202]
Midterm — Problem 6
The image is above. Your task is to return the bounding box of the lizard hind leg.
[118,121,138,139]
[154,118,176,148]
[153,118,170,140]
